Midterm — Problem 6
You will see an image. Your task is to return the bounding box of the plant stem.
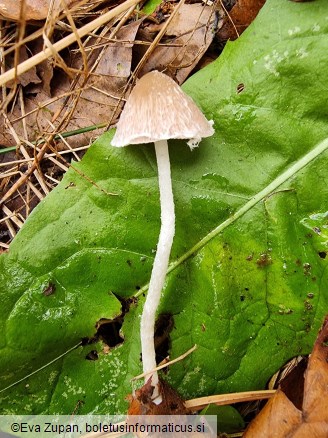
[140,139,175,401]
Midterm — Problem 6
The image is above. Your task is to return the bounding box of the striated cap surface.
[111,71,214,148]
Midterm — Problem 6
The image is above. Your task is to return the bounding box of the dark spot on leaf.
[127,259,132,267]
[295,259,302,266]
[237,83,245,93]
[318,251,327,259]
[136,285,141,290]
[85,350,98,361]
[307,293,314,299]
[240,295,245,301]
[304,300,313,311]
[154,313,174,366]
[43,282,56,296]
[303,263,311,275]
[313,227,321,234]
[256,253,272,267]
[65,182,75,189]
[305,233,313,238]
[246,253,253,261]
[245,287,249,291]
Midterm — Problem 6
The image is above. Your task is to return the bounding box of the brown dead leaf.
[219,0,266,42]
[0,0,77,21]
[6,45,41,88]
[128,377,188,415]
[244,315,328,437]
[72,19,141,132]
[139,3,217,84]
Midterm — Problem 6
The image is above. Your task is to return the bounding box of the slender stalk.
[140,140,175,401]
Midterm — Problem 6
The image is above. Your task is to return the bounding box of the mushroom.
[111,70,214,402]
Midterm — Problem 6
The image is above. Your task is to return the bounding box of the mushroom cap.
[111,70,214,148]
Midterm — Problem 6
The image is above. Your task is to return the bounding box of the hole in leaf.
[237,83,245,93]
[82,296,138,354]
[96,295,138,347]
[85,350,99,361]
[96,318,124,348]
[154,313,175,367]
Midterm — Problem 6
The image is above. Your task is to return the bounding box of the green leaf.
[142,0,161,15]
[1,0,328,414]
[201,405,245,434]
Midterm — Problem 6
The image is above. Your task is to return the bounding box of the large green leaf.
[1,0,328,414]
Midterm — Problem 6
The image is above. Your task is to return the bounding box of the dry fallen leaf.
[74,20,142,130]
[219,0,266,42]
[244,315,328,437]
[6,45,41,88]
[0,0,77,21]
[139,3,217,84]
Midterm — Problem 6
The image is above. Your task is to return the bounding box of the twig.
[132,345,197,381]
[185,389,276,410]
[220,0,239,38]
[0,145,89,166]
[2,205,24,228]
[0,124,107,154]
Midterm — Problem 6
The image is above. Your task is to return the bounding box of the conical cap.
[111,71,214,147]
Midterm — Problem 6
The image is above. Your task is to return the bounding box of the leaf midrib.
[135,137,328,298]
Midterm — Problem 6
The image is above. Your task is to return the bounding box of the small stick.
[0,145,90,166]
[185,389,276,411]
[131,345,197,381]
[2,205,24,228]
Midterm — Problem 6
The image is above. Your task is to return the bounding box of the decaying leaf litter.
[0,0,328,436]
[244,316,328,437]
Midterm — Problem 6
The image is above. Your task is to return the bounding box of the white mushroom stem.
[140,139,175,402]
